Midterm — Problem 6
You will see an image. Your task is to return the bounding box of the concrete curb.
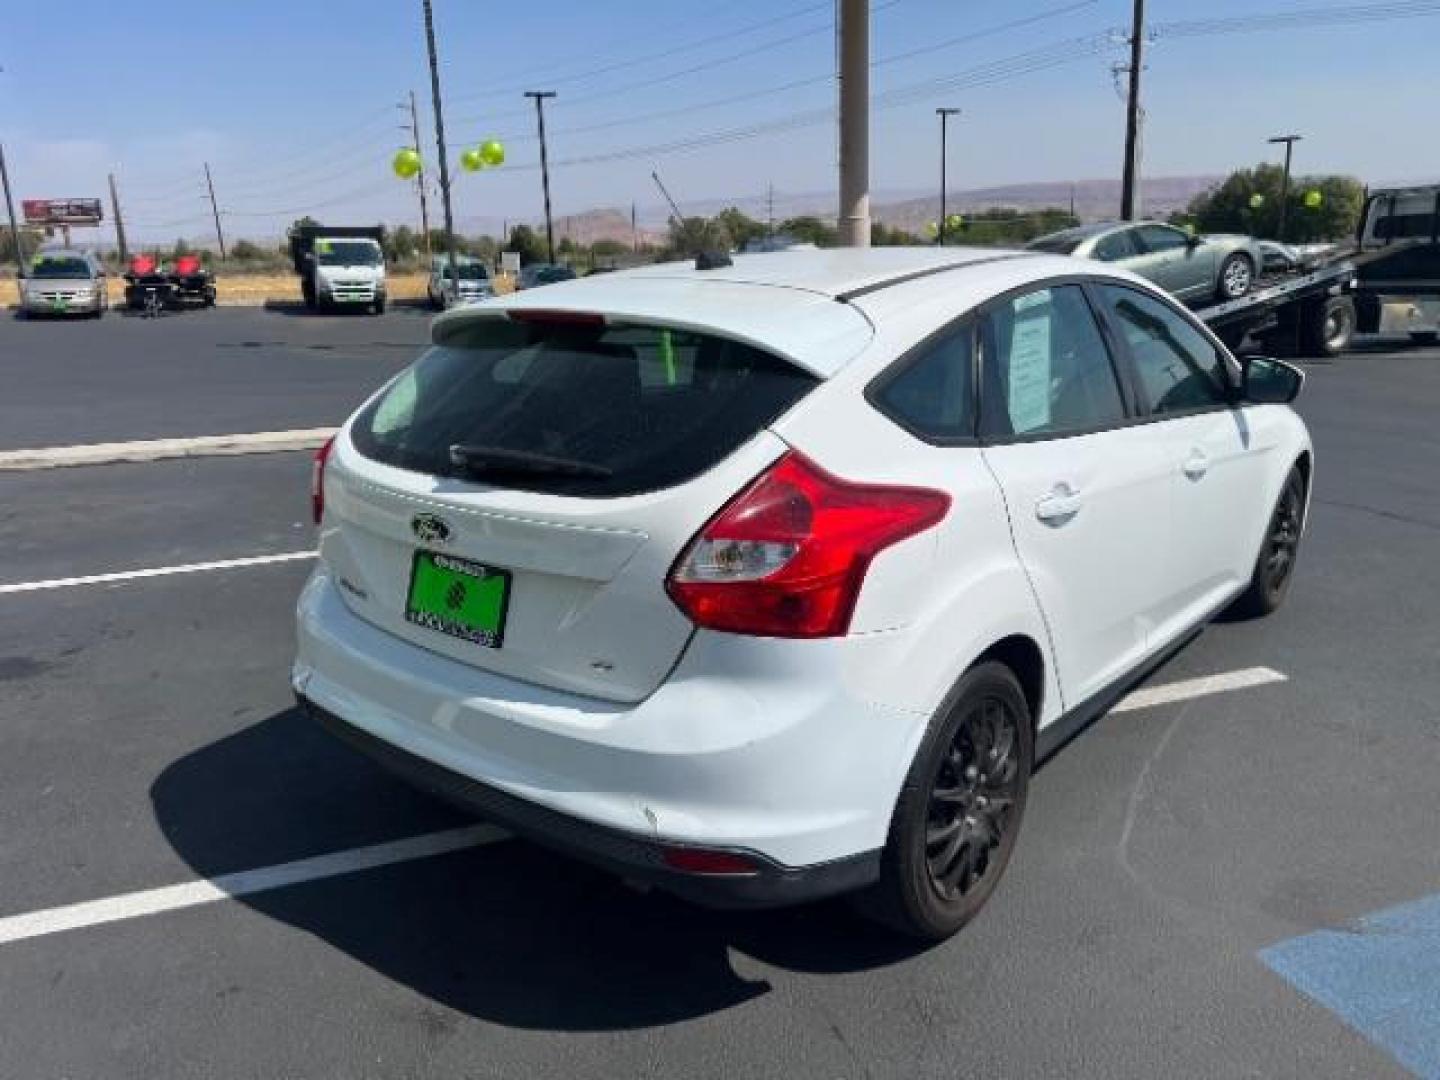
[0,428,338,471]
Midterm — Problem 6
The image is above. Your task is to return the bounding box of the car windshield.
[315,242,381,266]
[1026,235,1083,255]
[436,263,489,281]
[351,317,818,497]
[29,256,92,279]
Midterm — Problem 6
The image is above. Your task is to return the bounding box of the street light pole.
[525,91,558,264]
[421,0,461,300]
[1269,134,1303,242]
[936,108,960,246]
[403,89,433,265]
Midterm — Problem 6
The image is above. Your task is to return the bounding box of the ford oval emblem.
[411,513,453,545]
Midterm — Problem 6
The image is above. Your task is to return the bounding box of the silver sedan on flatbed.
[1027,221,1265,305]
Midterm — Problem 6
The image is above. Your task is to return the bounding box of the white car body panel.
[295,248,1312,880]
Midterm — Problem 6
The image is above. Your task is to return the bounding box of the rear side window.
[351,318,818,497]
[1092,231,1138,262]
[1134,225,1189,253]
[1027,235,1082,255]
[1099,285,1231,414]
[980,285,1127,439]
[870,323,974,440]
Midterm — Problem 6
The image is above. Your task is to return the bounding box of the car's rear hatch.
[320,287,870,703]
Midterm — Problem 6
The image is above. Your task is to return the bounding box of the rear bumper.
[294,567,921,895]
[299,694,878,908]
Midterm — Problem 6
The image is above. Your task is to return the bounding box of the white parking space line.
[1111,666,1287,713]
[0,825,507,948]
[0,428,336,471]
[0,551,318,595]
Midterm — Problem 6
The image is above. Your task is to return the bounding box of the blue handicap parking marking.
[1260,892,1440,1079]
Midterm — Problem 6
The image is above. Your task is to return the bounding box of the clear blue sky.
[3,0,1437,242]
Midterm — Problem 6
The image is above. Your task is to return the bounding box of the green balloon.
[480,139,506,167]
[1248,193,1265,209]
[460,147,485,173]
[945,213,964,230]
[1304,190,1323,209]
[392,148,422,180]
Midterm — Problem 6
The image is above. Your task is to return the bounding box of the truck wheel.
[1217,254,1255,301]
[372,297,387,315]
[302,280,317,310]
[1410,331,1439,347]
[1300,296,1355,358]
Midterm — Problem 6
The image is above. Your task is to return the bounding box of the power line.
[1153,0,1440,38]
[446,0,837,105]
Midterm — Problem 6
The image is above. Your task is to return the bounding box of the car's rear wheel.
[863,661,1032,941]
[1217,253,1255,301]
[1228,465,1306,619]
[1301,296,1355,357]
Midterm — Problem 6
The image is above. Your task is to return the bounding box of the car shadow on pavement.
[150,706,926,1031]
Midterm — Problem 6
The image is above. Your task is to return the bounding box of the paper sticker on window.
[1007,293,1053,433]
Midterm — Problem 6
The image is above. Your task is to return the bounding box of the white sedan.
[295,248,1311,940]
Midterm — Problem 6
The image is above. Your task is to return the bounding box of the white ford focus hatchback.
[295,248,1311,940]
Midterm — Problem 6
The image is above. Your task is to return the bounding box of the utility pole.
[837,0,870,246]
[203,162,227,259]
[0,142,24,278]
[1269,134,1303,242]
[631,202,638,253]
[525,91,558,264]
[108,173,129,264]
[403,89,434,264]
[936,107,961,246]
[421,0,461,300]
[1119,0,1145,220]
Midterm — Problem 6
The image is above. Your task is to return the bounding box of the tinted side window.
[1092,231,1137,262]
[980,285,1127,439]
[872,323,973,440]
[1099,285,1231,414]
[1135,225,1189,253]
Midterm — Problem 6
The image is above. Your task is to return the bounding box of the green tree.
[172,238,195,258]
[872,221,921,246]
[716,207,765,250]
[1185,165,1364,242]
[506,224,548,265]
[230,239,265,261]
[1,225,44,265]
[386,225,418,264]
[667,215,732,256]
[777,216,838,247]
[287,215,321,239]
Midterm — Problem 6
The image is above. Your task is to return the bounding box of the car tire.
[1228,465,1306,620]
[1216,253,1255,301]
[1409,331,1439,347]
[861,661,1033,942]
[1300,296,1355,358]
[372,297,386,315]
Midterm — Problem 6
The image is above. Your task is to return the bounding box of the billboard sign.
[22,199,104,226]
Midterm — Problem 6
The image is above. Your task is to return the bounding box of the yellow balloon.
[1304,190,1323,209]
[392,148,422,180]
[460,147,485,173]
[480,139,505,167]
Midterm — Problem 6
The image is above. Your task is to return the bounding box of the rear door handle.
[1035,484,1083,525]
[1182,449,1210,480]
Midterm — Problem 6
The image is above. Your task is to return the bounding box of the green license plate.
[404,551,511,648]
[52,298,68,312]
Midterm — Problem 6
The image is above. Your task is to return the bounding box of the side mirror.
[1240,355,1304,404]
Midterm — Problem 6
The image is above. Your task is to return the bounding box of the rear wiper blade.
[448,444,613,479]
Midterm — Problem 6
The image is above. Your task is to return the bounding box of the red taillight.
[660,847,761,876]
[665,451,950,638]
[312,435,336,525]
[506,309,605,327]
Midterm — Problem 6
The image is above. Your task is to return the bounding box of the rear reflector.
[312,435,336,525]
[666,451,949,638]
[660,847,762,876]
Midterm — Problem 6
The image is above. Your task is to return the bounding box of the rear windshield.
[1026,234,1082,255]
[351,318,819,497]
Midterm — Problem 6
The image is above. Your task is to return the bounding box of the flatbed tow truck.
[1193,184,1439,358]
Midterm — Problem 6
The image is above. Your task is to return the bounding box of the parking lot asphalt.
[0,309,1437,1078]
[0,307,425,451]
